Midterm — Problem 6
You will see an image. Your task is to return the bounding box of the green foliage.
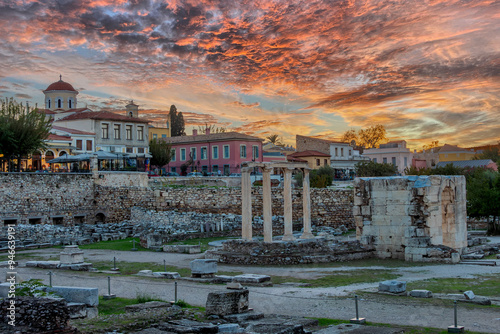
[169,105,185,137]
[79,237,150,251]
[149,138,172,168]
[355,161,397,177]
[198,124,227,134]
[266,134,284,146]
[407,275,500,297]
[0,98,52,171]
[295,165,334,188]
[174,299,193,308]
[404,163,466,176]
[16,279,58,297]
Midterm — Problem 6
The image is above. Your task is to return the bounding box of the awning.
[127,153,152,158]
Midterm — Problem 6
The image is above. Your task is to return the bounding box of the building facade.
[160,129,264,175]
[363,140,413,175]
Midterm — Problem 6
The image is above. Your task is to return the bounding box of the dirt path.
[4,248,500,333]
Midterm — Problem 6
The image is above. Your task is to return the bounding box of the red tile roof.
[48,134,72,141]
[51,125,95,135]
[161,132,263,144]
[288,150,331,158]
[58,111,150,123]
[44,80,77,92]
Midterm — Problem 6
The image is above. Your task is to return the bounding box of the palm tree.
[266,134,284,147]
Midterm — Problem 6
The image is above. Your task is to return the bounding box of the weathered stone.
[218,324,243,333]
[160,319,218,333]
[378,280,406,294]
[463,290,475,300]
[191,259,217,277]
[126,301,171,312]
[137,270,154,276]
[409,290,433,298]
[206,289,249,316]
[59,245,84,264]
[153,272,181,279]
[233,274,271,284]
[44,286,99,306]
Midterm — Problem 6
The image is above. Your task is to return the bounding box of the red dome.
[44,79,77,92]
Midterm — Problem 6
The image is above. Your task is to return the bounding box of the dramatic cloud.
[0,0,499,147]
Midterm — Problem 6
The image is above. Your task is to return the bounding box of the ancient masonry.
[0,173,353,237]
[353,176,467,263]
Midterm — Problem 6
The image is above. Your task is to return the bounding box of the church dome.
[44,76,77,92]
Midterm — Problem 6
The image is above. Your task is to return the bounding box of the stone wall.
[353,176,467,262]
[0,173,354,243]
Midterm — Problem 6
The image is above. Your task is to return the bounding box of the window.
[223,145,230,159]
[316,159,320,166]
[212,165,218,172]
[223,164,230,175]
[57,99,62,108]
[335,147,338,156]
[171,148,176,162]
[181,148,186,161]
[47,99,51,109]
[349,150,352,156]
[341,148,344,156]
[102,123,109,139]
[252,146,259,159]
[114,124,121,139]
[162,134,167,138]
[76,140,82,150]
[166,121,169,129]
[404,157,408,167]
[212,146,219,159]
[324,159,328,165]
[190,147,196,160]
[126,125,132,140]
[202,165,208,173]
[69,99,72,109]
[383,157,387,164]
[171,167,176,173]
[153,134,158,139]
[86,140,92,151]
[201,147,207,160]
[373,158,377,163]
[137,126,144,141]
[392,157,397,166]
[126,147,133,153]
[240,145,247,158]
[138,148,145,154]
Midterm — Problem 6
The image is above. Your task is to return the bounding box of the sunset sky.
[0,0,499,148]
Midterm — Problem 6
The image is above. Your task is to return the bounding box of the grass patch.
[0,252,51,262]
[407,275,500,297]
[278,257,433,269]
[79,237,151,252]
[272,269,400,288]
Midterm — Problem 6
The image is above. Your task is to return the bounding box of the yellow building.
[436,144,476,162]
[287,150,331,169]
[148,108,171,140]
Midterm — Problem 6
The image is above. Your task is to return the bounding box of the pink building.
[161,130,264,175]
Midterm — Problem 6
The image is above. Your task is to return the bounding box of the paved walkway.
[3,247,500,333]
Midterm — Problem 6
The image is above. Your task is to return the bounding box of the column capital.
[241,167,252,173]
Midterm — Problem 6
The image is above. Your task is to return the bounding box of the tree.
[355,161,397,177]
[169,105,185,137]
[340,124,387,148]
[198,124,227,134]
[266,134,284,147]
[0,98,51,172]
[423,140,439,151]
[149,138,172,169]
[294,165,335,188]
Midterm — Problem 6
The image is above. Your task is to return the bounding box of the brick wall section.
[296,135,330,154]
[0,174,354,229]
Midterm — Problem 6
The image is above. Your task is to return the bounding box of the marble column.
[300,168,314,239]
[241,167,253,241]
[282,168,295,241]
[262,167,273,243]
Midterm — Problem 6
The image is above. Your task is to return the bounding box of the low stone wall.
[205,239,374,265]
[0,296,75,333]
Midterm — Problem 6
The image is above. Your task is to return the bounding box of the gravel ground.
[3,247,500,333]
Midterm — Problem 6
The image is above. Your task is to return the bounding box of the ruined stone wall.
[353,176,467,263]
[0,173,95,226]
[0,173,354,242]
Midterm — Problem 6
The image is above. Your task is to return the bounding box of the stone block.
[378,280,406,294]
[206,289,249,316]
[191,259,218,276]
[60,245,84,264]
[137,270,153,276]
[233,274,271,284]
[218,323,243,333]
[463,290,475,300]
[126,301,171,312]
[153,272,181,279]
[45,286,99,306]
[409,290,433,298]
